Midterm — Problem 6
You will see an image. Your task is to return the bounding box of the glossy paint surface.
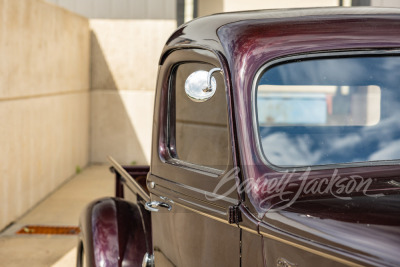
[79,197,151,267]
[216,11,400,212]
[262,193,400,266]
[215,10,400,265]
[163,7,400,208]
[159,7,400,266]
[148,47,241,266]
[150,194,240,267]
[150,48,239,208]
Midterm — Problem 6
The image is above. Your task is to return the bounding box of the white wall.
[89,20,176,165]
[371,0,400,7]
[197,0,400,17]
[224,0,340,12]
[45,0,176,19]
[0,0,90,230]
[198,0,342,16]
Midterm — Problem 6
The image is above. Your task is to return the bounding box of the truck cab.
[78,7,400,267]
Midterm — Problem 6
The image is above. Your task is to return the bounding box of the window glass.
[256,55,400,167]
[170,63,229,169]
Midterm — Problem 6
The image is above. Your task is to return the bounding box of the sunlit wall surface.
[0,0,90,230]
[46,0,177,165]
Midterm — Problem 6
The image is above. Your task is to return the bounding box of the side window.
[169,62,229,170]
[255,55,400,167]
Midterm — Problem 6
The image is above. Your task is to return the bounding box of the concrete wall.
[198,0,351,16]
[45,0,176,19]
[224,0,340,12]
[197,0,400,17]
[198,0,224,17]
[0,0,90,230]
[371,0,400,7]
[90,20,176,165]
[41,0,178,165]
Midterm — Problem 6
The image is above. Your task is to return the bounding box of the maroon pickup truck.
[77,7,400,267]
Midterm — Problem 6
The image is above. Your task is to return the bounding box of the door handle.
[145,201,172,212]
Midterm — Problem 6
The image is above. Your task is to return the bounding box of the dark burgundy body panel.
[216,11,400,210]
[148,46,241,266]
[79,198,151,267]
[215,10,400,266]
[157,7,400,266]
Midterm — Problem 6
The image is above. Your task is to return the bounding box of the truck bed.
[108,156,150,202]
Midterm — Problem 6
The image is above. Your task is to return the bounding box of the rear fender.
[79,197,152,267]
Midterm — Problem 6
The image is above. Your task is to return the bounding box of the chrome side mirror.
[184,68,222,102]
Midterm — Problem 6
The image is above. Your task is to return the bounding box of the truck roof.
[162,7,400,66]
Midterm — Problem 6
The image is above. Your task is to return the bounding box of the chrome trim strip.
[169,198,365,267]
[172,199,233,226]
[149,173,238,205]
[179,198,226,215]
[258,229,364,267]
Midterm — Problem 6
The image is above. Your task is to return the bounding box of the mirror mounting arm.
[204,68,223,92]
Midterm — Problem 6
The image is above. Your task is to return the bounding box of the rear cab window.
[254,54,400,168]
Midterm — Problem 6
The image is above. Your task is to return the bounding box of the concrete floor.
[0,165,114,267]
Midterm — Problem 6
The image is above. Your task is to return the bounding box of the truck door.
[147,49,241,267]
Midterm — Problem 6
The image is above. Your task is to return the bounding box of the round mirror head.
[185,70,217,102]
